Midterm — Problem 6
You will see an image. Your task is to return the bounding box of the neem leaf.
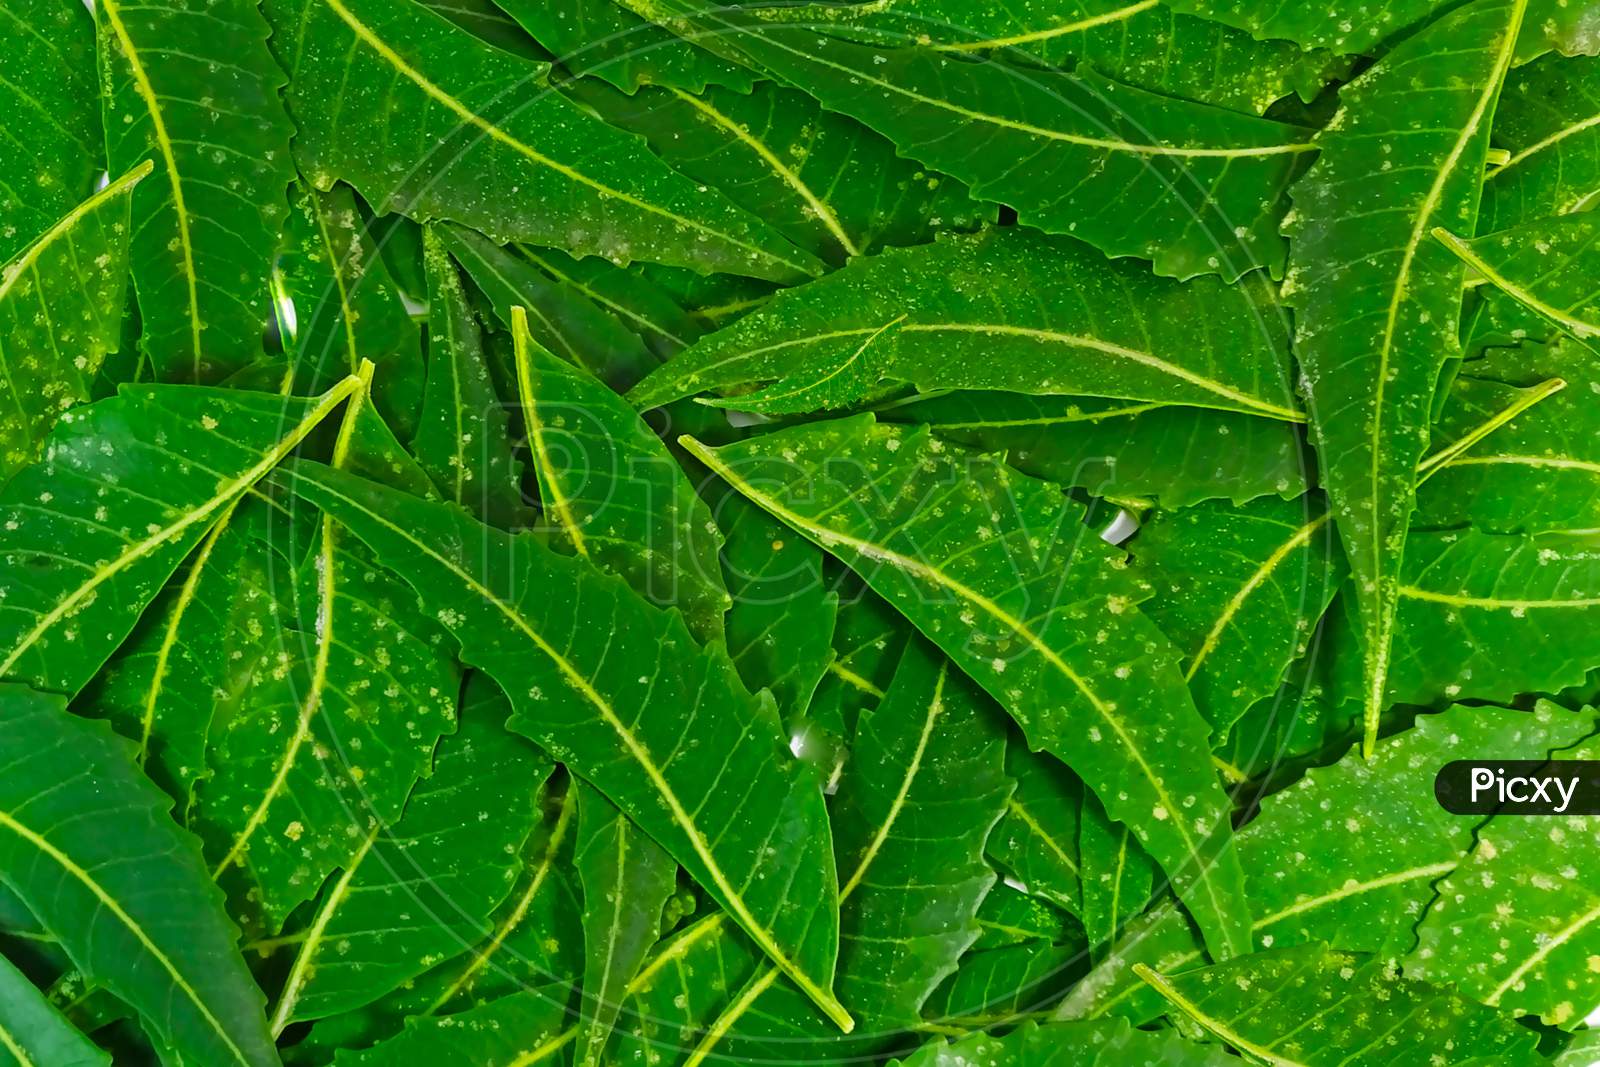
[1480,53,1600,232]
[511,307,731,641]
[278,184,426,441]
[0,684,276,1066]
[440,226,662,393]
[0,950,108,1067]
[684,416,1253,961]
[400,682,583,1016]
[986,746,1084,918]
[1415,367,1589,534]
[495,0,753,92]
[630,228,1301,422]
[0,378,358,698]
[972,882,1075,951]
[563,77,992,267]
[1076,790,1156,961]
[1132,494,1344,734]
[0,162,148,484]
[829,638,1011,1026]
[730,0,1348,114]
[1060,701,1597,1025]
[1410,759,1600,1028]
[883,391,1311,509]
[894,1017,1238,1066]
[572,782,677,1066]
[619,0,1313,280]
[97,0,296,382]
[923,940,1085,1026]
[1315,528,1600,710]
[514,244,703,360]
[272,461,854,1031]
[715,488,839,725]
[268,694,548,1029]
[606,637,1012,1059]
[80,498,288,810]
[262,0,821,283]
[1164,0,1452,55]
[0,0,101,263]
[1437,211,1600,347]
[1283,0,1523,755]
[1138,942,1537,1065]
[332,990,572,1066]
[413,230,528,528]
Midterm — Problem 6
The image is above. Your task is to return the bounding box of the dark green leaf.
[98,0,296,381]
[684,416,1252,961]
[0,0,101,263]
[572,782,677,1065]
[1283,0,1523,754]
[273,461,854,1030]
[630,228,1301,422]
[0,379,359,697]
[0,162,148,484]
[1139,942,1538,1064]
[0,684,276,1066]
[263,0,821,282]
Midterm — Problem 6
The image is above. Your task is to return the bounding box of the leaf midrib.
[317,0,816,279]
[292,471,854,1032]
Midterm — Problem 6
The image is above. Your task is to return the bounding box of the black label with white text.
[1435,760,1600,816]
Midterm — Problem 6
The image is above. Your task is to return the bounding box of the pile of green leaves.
[4,0,1600,1062]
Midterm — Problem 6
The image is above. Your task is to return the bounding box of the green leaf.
[0,951,108,1067]
[402,725,583,1016]
[1481,53,1600,232]
[413,229,528,528]
[1366,528,1600,709]
[1059,701,1597,1026]
[197,368,460,928]
[618,0,1313,280]
[262,0,821,283]
[971,882,1076,951]
[683,416,1252,962]
[440,226,662,393]
[1415,355,1593,534]
[97,0,296,382]
[987,747,1083,918]
[1437,211,1600,348]
[272,461,854,1031]
[895,1017,1239,1066]
[724,0,1349,114]
[79,498,289,810]
[0,378,359,697]
[1522,0,1600,62]
[716,488,839,724]
[1283,0,1524,755]
[0,0,101,263]
[630,228,1301,422]
[572,781,677,1066]
[1132,494,1344,734]
[605,638,1012,1060]
[268,690,549,1030]
[1409,761,1600,1027]
[562,77,992,267]
[279,184,426,441]
[923,940,1085,1026]
[513,244,704,361]
[883,391,1311,509]
[0,162,148,484]
[829,638,1011,1025]
[1138,942,1538,1064]
[0,684,276,1066]
[331,990,573,1066]
[511,308,730,641]
[495,0,753,91]
[1076,790,1156,961]
[1164,0,1451,54]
